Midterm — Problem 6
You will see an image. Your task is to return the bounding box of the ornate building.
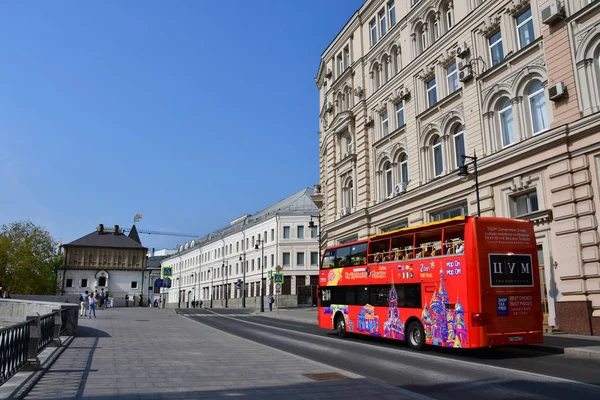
[58,224,148,306]
[315,0,600,335]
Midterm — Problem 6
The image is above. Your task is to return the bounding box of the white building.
[161,188,321,309]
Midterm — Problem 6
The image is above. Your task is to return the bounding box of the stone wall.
[0,299,79,335]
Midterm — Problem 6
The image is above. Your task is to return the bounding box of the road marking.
[206,311,600,393]
[180,313,255,318]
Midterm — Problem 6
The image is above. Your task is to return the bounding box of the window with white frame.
[516,8,534,49]
[388,1,396,26]
[370,19,377,46]
[499,97,515,147]
[311,225,318,238]
[337,54,343,77]
[251,259,255,271]
[271,229,274,241]
[311,252,319,266]
[343,46,350,70]
[283,226,290,239]
[489,31,504,66]
[282,252,291,266]
[344,180,354,211]
[510,191,539,217]
[431,203,468,221]
[396,101,404,127]
[271,254,274,267]
[393,47,401,74]
[81,278,88,287]
[385,161,393,197]
[382,111,389,137]
[446,3,454,30]
[427,77,437,107]
[66,279,73,287]
[297,252,305,266]
[131,281,138,289]
[447,63,459,94]
[379,9,387,36]
[297,225,304,239]
[528,81,548,134]
[400,154,408,184]
[453,125,466,168]
[344,134,353,155]
[432,136,444,177]
[421,28,427,51]
[434,19,440,40]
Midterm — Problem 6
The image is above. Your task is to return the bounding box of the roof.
[128,225,141,244]
[65,230,147,250]
[147,255,170,269]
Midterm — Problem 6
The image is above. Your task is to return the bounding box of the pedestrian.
[88,292,97,318]
[125,294,129,307]
[103,291,109,309]
[3,289,11,299]
[199,299,203,308]
[268,294,274,312]
[138,295,143,307]
[99,289,105,308]
[80,290,89,317]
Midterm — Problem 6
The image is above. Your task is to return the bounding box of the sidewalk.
[257,307,600,361]
[21,307,429,400]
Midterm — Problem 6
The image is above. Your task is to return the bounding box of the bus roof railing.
[369,216,467,241]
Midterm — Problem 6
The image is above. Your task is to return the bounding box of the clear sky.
[0,0,365,251]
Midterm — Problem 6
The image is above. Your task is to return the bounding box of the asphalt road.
[177,308,600,399]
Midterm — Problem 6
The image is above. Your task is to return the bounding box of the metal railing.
[0,320,31,386]
[0,308,67,387]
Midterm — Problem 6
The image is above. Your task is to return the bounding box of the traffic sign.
[162,265,173,278]
[275,284,282,294]
[276,265,282,272]
[154,278,164,288]
[268,270,273,280]
[273,273,284,284]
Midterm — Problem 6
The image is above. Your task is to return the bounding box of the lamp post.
[308,214,322,269]
[458,152,481,217]
[210,267,214,308]
[239,254,246,308]
[255,238,265,312]
[222,261,229,308]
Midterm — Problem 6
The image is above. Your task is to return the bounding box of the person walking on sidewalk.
[103,290,109,309]
[80,290,89,317]
[268,294,274,312]
[99,289,105,308]
[88,292,97,318]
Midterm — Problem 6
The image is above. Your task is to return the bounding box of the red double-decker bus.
[317,216,543,350]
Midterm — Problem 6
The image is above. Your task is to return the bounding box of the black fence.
[0,308,67,386]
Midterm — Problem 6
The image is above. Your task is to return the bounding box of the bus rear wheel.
[406,321,425,350]
[335,315,347,338]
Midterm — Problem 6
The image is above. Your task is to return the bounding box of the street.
[179,308,600,400]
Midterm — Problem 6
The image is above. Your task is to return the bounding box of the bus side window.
[415,230,442,259]
[336,246,352,267]
[350,243,368,266]
[391,236,412,260]
[322,250,336,269]
[370,239,390,263]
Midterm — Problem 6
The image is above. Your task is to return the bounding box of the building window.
[79,278,87,288]
[74,254,79,263]
[271,254,274,267]
[98,276,106,287]
[431,203,468,221]
[433,136,443,177]
[103,255,108,263]
[427,78,437,107]
[489,31,504,66]
[396,101,404,127]
[370,19,377,46]
[283,252,291,266]
[400,154,408,184]
[421,29,427,51]
[447,64,459,94]
[446,4,454,30]
[118,255,122,265]
[283,226,290,239]
[343,46,350,71]
[271,229,275,241]
[434,19,440,41]
[311,252,319,266]
[297,225,304,239]
[88,254,92,264]
[311,225,318,238]
[343,180,354,211]
[131,281,138,289]
[297,252,305,266]
[499,97,515,147]
[511,191,539,217]
[251,259,255,271]
[516,8,534,49]
[383,161,393,197]
[453,126,466,168]
[379,9,387,36]
[66,279,73,288]
[236,242,239,252]
[528,81,548,134]
[388,1,396,26]
[132,255,137,265]
[381,111,389,137]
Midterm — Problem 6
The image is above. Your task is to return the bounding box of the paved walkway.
[24,307,426,400]
[255,307,600,360]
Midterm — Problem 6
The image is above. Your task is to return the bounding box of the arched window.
[344,87,352,110]
[344,180,354,211]
[384,161,393,197]
[453,125,466,168]
[421,28,427,51]
[372,63,381,91]
[499,97,515,147]
[98,276,106,287]
[383,56,390,83]
[337,92,344,112]
[445,3,454,31]
[528,81,548,134]
[399,154,409,184]
[432,136,444,177]
[392,46,401,74]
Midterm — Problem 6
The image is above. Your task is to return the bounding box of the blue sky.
[0,0,364,250]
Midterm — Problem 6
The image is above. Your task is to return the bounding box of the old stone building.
[58,224,148,306]
[315,0,600,334]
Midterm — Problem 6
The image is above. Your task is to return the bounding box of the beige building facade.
[315,0,600,335]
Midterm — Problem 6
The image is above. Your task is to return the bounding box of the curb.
[251,312,318,325]
[8,335,75,400]
[524,344,600,361]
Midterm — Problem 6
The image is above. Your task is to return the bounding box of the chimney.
[99,224,104,233]
[114,225,119,234]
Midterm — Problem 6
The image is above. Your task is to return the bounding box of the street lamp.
[239,254,246,308]
[255,238,265,313]
[210,267,214,308]
[222,261,229,308]
[308,214,322,269]
[458,152,481,217]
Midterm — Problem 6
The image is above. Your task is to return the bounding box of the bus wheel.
[406,321,425,350]
[335,315,347,338]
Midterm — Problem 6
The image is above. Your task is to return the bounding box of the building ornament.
[438,48,458,67]
[374,102,388,114]
[480,15,502,37]
[418,64,436,81]
[354,86,364,98]
[509,175,533,192]
[506,0,531,17]
[575,23,600,53]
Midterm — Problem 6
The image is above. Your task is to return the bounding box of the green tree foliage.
[0,221,58,295]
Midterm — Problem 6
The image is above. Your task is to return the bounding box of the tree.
[0,221,58,295]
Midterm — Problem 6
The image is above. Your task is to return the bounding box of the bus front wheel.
[335,315,347,338]
[406,321,425,350]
